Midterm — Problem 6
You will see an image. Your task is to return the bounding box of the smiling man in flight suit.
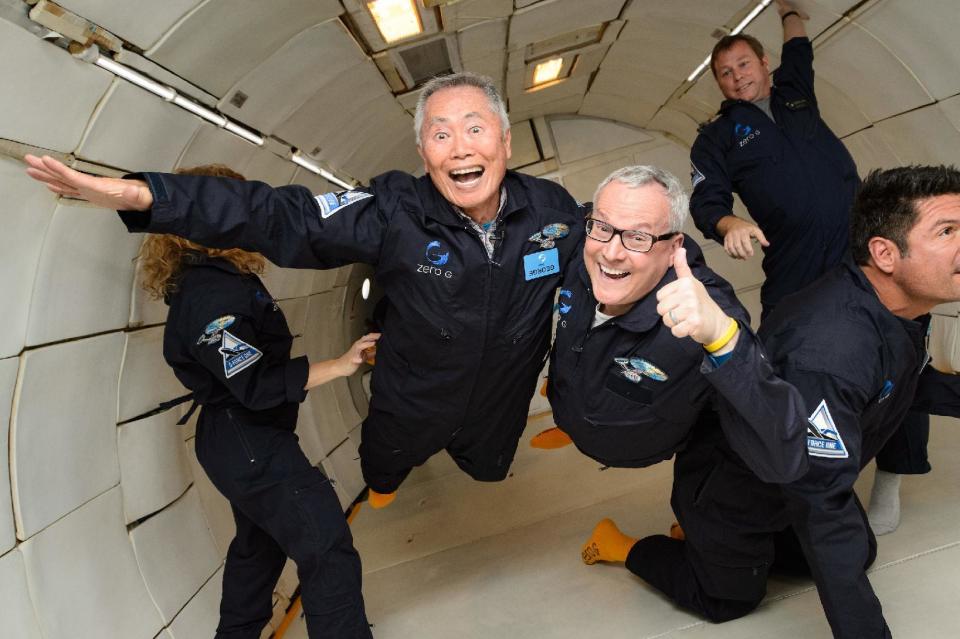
[645,165,960,637]
[24,72,585,509]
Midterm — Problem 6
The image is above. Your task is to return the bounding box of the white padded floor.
[284,412,960,638]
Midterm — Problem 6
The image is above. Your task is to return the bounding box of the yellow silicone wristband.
[704,317,739,353]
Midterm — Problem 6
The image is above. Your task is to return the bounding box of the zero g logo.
[558,289,573,315]
[417,240,454,278]
[735,122,760,148]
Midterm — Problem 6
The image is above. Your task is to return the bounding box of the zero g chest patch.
[524,248,559,281]
[219,330,262,378]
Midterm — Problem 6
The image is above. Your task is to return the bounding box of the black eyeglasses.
[585,218,678,253]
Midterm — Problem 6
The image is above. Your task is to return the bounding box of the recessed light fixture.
[532,57,564,86]
[368,0,423,44]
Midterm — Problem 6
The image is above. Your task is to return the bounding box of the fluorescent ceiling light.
[367,0,422,43]
[685,0,772,82]
[224,121,264,146]
[95,56,176,101]
[172,95,227,127]
[532,57,564,85]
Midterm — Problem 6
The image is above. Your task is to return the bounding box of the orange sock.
[669,522,685,540]
[530,427,573,449]
[368,489,397,509]
[582,518,637,565]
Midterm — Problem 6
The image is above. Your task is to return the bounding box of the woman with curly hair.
[143,164,377,639]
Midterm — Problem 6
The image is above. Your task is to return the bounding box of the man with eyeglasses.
[546,166,748,473]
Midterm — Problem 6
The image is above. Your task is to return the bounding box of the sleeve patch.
[197,315,235,345]
[315,190,373,219]
[219,330,262,378]
[806,399,848,459]
[691,162,706,188]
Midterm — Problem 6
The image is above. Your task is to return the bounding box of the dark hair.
[174,163,245,180]
[851,165,960,265]
[710,34,765,77]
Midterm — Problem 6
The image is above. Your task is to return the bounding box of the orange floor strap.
[272,595,302,639]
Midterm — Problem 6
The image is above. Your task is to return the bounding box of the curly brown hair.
[138,164,266,300]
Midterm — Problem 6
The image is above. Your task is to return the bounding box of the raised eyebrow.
[934,218,960,228]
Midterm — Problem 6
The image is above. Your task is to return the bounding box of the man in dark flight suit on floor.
[24,72,585,510]
[636,165,960,637]
[691,0,926,536]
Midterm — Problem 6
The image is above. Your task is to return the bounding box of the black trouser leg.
[216,506,287,638]
[197,410,371,639]
[359,409,442,493]
[626,535,762,623]
[876,409,931,474]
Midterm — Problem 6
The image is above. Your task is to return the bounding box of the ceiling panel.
[744,2,845,52]
[0,550,43,639]
[55,0,201,51]
[0,18,113,153]
[876,103,960,166]
[507,120,541,169]
[550,117,655,165]
[813,21,932,121]
[811,75,872,138]
[622,0,750,25]
[648,107,702,148]
[19,488,164,639]
[611,18,718,79]
[0,156,57,359]
[508,0,626,48]
[458,18,508,61]
[441,0,513,32]
[853,0,960,100]
[176,122,259,172]
[509,76,590,114]
[579,92,661,129]
[218,20,366,135]
[77,81,202,172]
[147,0,342,97]
[510,95,585,125]
[0,358,17,553]
[589,67,677,107]
[274,62,392,154]
[841,126,902,175]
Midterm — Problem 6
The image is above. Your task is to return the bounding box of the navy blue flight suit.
[163,252,370,639]
[659,260,960,637]
[690,34,928,491]
[689,36,858,319]
[120,170,584,493]
[548,236,749,469]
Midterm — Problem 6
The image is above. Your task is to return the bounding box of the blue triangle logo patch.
[806,399,848,459]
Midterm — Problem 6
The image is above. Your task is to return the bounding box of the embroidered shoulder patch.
[691,162,706,188]
[315,190,373,219]
[197,315,235,346]
[219,330,262,378]
[806,399,848,459]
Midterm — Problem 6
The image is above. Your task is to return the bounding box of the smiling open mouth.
[450,166,484,184]
[599,264,629,280]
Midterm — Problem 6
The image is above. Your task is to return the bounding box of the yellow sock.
[530,427,573,449]
[368,489,397,509]
[582,518,637,565]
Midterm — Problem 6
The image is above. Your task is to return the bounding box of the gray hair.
[414,72,510,146]
[593,165,690,233]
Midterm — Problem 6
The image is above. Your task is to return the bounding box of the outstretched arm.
[25,154,154,210]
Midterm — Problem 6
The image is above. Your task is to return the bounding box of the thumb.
[672,246,693,279]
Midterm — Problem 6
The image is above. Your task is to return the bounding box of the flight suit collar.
[181,251,242,275]
[419,170,529,227]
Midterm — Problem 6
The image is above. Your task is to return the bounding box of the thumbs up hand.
[656,246,737,348]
